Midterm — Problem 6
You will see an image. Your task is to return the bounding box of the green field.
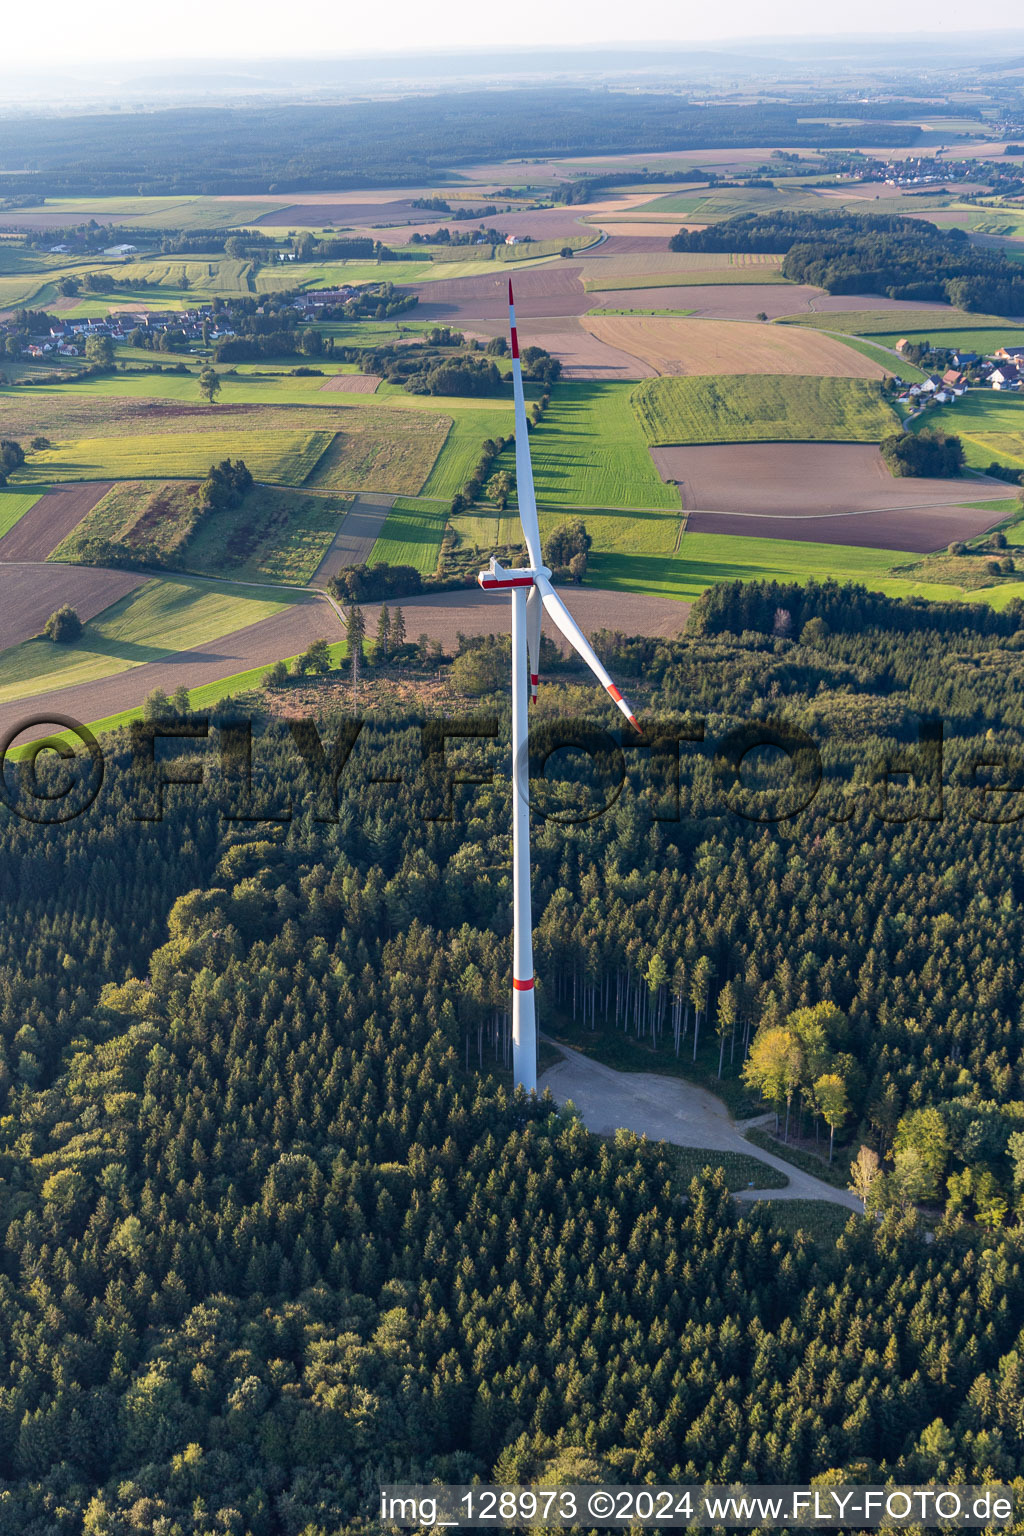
[498,382,679,511]
[632,375,898,446]
[870,327,1024,354]
[588,531,965,604]
[16,430,335,487]
[0,576,290,705]
[368,497,447,573]
[1,196,284,229]
[0,488,44,539]
[418,405,511,500]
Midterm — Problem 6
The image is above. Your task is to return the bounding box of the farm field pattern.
[6,162,1024,730]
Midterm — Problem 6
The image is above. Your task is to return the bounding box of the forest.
[1,596,1024,1531]
[670,209,1024,311]
[0,96,922,197]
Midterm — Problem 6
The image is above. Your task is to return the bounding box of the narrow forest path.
[539,1040,862,1212]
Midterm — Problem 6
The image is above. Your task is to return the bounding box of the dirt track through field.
[0,483,113,561]
[0,594,337,746]
[0,565,146,652]
[309,494,396,583]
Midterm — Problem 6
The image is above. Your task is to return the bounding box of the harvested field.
[319,373,381,393]
[356,585,690,654]
[584,317,889,378]
[0,564,145,652]
[587,284,823,319]
[310,494,396,582]
[652,442,1008,549]
[409,264,589,324]
[512,317,657,380]
[684,504,1011,552]
[0,597,335,744]
[0,482,113,561]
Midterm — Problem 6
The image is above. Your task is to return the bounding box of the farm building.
[102,244,138,257]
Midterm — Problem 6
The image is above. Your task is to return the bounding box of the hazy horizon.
[4,9,1024,70]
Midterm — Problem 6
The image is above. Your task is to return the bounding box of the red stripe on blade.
[513,977,535,991]
[510,326,519,359]
[608,684,623,704]
[508,279,514,303]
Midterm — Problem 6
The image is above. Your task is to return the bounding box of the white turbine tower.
[479,281,641,1093]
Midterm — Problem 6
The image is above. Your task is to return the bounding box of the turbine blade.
[508,281,544,571]
[527,582,542,702]
[537,574,641,733]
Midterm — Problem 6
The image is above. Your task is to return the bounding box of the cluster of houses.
[895,343,1024,408]
[0,285,361,359]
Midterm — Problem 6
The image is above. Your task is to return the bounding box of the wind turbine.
[478,281,641,1093]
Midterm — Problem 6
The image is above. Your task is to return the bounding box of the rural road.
[539,1040,861,1211]
[310,493,396,584]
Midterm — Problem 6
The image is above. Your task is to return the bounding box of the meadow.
[368,497,447,573]
[496,382,680,511]
[632,374,898,446]
[781,308,1015,337]
[304,414,451,495]
[15,430,336,487]
[587,531,969,604]
[911,392,1024,471]
[0,576,288,704]
[51,480,349,585]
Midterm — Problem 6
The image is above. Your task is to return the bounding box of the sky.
[3,0,1024,67]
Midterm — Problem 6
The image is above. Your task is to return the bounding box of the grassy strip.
[0,488,45,539]
[830,334,928,381]
[744,1126,851,1190]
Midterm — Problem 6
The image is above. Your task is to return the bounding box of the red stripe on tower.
[513,977,535,991]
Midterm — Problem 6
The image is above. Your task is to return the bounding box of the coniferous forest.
[2,600,1024,1532]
